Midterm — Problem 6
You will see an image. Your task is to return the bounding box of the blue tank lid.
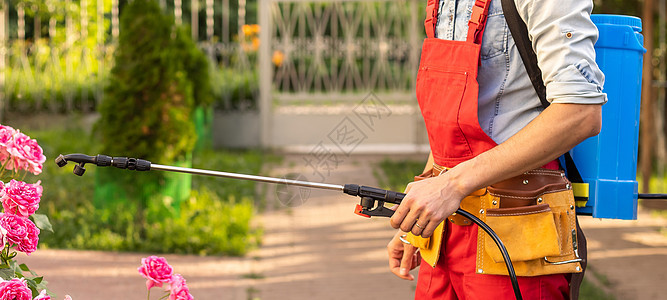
[591,14,642,32]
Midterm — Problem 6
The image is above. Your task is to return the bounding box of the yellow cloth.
[406,221,444,267]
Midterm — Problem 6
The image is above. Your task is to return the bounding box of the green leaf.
[25,278,37,289]
[19,263,29,272]
[24,276,47,298]
[25,278,40,298]
[19,263,37,276]
[0,268,13,280]
[31,214,54,233]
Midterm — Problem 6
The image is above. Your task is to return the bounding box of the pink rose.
[0,278,31,300]
[169,275,193,300]
[6,131,46,175]
[34,289,50,300]
[138,256,174,290]
[0,125,16,163]
[1,180,42,217]
[64,296,72,300]
[16,218,39,255]
[0,213,29,246]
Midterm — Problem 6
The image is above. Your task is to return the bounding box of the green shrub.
[145,188,260,255]
[96,0,209,164]
[40,187,259,256]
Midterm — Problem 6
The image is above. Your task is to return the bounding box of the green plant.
[5,0,113,114]
[210,67,258,110]
[374,158,426,192]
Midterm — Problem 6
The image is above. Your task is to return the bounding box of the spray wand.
[56,153,524,300]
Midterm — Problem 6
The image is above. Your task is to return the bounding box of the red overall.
[414,0,569,298]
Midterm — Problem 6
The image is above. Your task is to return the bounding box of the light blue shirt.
[436,0,607,144]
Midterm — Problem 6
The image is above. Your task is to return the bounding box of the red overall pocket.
[416,67,473,161]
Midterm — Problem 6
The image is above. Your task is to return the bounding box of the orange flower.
[242,24,260,36]
[241,24,254,36]
[251,37,260,51]
[272,50,285,67]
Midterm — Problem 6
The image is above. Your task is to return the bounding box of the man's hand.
[387,230,420,280]
[390,174,467,238]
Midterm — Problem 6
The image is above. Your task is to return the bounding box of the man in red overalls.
[387,0,606,299]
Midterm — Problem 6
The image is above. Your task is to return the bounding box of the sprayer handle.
[343,184,406,204]
[343,184,406,218]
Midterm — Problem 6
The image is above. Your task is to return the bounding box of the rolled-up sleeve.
[516,0,607,105]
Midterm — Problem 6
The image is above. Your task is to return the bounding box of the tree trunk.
[641,0,656,192]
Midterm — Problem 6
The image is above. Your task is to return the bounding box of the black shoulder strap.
[501,0,550,108]
[501,0,584,183]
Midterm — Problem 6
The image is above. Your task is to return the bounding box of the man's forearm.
[444,103,602,196]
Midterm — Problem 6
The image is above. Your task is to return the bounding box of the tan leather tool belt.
[409,165,583,276]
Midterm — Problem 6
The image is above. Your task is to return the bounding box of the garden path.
[20,154,667,300]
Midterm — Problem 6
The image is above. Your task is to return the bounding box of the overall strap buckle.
[424,0,440,38]
[466,0,491,44]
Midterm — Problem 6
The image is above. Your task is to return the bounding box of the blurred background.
[0,0,664,299]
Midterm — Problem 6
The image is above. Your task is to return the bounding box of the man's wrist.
[438,161,477,199]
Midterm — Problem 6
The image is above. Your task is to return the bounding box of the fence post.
[174,0,182,25]
[97,0,105,108]
[112,0,119,40]
[191,0,199,40]
[409,0,424,147]
[259,0,272,147]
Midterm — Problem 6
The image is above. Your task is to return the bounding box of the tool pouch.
[476,169,583,276]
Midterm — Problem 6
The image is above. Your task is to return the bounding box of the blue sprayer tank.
[569,15,646,220]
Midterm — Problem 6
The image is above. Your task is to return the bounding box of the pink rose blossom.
[0,213,29,246]
[138,256,174,290]
[0,278,31,300]
[169,274,193,300]
[1,180,42,217]
[64,296,72,300]
[0,126,16,164]
[34,289,50,300]
[6,131,46,175]
[16,218,39,255]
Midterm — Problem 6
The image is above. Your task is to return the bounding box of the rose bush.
[139,256,193,300]
[0,123,71,300]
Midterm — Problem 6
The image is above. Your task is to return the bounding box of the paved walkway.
[579,208,667,300]
[20,154,667,300]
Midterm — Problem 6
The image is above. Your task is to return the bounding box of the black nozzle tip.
[55,155,68,167]
[73,164,86,176]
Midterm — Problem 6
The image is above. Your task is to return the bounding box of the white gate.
[258,0,427,151]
